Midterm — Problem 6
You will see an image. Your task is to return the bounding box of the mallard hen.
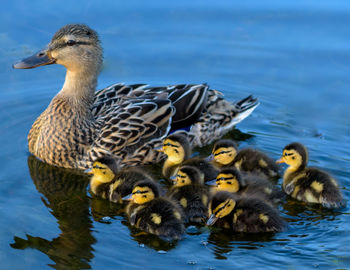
[13,24,259,170]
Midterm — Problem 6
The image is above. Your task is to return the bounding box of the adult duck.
[13,24,259,170]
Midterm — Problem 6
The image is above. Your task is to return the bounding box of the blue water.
[1,1,350,269]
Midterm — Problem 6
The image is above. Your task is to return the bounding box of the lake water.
[1,1,350,269]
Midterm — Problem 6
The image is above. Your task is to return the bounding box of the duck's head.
[206,191,236,226]
[210,139,238,165]
[207,168,245,193]
[123,180,160,204]
[161,134,191,165]
[13,24,103,74]
[85,156,119,184]
[172,165,204,187]
[277,142,308,170]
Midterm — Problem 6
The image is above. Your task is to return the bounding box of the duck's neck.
[57,68,98,115]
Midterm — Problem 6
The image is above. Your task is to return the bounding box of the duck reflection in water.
[10,156,96,269]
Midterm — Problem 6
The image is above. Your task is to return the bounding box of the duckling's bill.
[206,179,217,186]
[206,214,218,226]
[122,193,133,201]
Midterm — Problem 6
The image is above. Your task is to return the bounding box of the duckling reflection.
[11,156,95,270]
[207,229,275,260]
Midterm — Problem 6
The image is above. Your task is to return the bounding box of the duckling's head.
[206,191,236,226]
[213,168,245,193]
[162,134,191,165]
[125,180,160,204]
[173,165,204,187]
[87,156,119,184]
[277,142,308,170]
[14,24,103,74]
[211,139,238,165]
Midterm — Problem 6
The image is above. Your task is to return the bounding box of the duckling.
[161,133,218,181]
[277,142,344,208]
[207,191,285,232]
[123,180,185,240]
[207,168,283,205]
[167,165,210,223]
[210,139,279,179]
[86,156,154,203]
[13,24,259,170]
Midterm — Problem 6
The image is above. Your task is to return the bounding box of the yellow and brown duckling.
[123,180,185,240]
[86,156,154,203]
[277,142,344,208]
[167,165,210,223]
[210,139,280,179]
[207,168,284,205]
[207,191,285,232]
[160,133,218,181]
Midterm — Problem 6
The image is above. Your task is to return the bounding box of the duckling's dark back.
[168,184,209,223]
[183,157,219,181]
[127,197,185,240]
[234,148,279,178]
[288,167,344,208]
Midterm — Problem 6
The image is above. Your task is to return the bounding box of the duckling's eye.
[66,40,76,46]
[182,180,185,183]
[143,195,146,198]
[291,156,295,160]
[174,149,179,154]
[227,181,231,184]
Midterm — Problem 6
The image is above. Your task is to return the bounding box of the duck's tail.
[189,90,259,147]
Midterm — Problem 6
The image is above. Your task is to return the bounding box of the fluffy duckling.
[277,142,344,208]
[167,165,210,223]
[161,133,218,181]
[124,180,185,240]
[210,139,279,179]
[86,156,154,203]
[207,191,285,232]
[207,168,283,205]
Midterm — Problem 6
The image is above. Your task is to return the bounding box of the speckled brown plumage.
[18,24,259,170]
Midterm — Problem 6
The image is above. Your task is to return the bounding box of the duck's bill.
[206,214,218,226]
[13,48,56,69]
[122,193,133,201]
[205,179,217,186]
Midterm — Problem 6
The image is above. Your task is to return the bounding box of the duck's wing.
[189,91,259,147]
[93,83,209,131]
[89,96,174,165]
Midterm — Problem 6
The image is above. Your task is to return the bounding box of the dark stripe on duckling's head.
[94,156,119,174]
[132,180,160,198]
[212,139,238,153]
[208,191,237,220]
[177,165,204,185]
[215,168,246,192]
[283,142,308,167]
[163,133,191,160]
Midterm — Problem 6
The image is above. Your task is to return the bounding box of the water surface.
[1,1,350,269]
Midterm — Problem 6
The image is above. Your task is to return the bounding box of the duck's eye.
[291,156,295,160]
[143,195,147,198]
[174,149,179,154]
[66,40,76,46]
[227,181,231,184]
[182,180,185,183]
